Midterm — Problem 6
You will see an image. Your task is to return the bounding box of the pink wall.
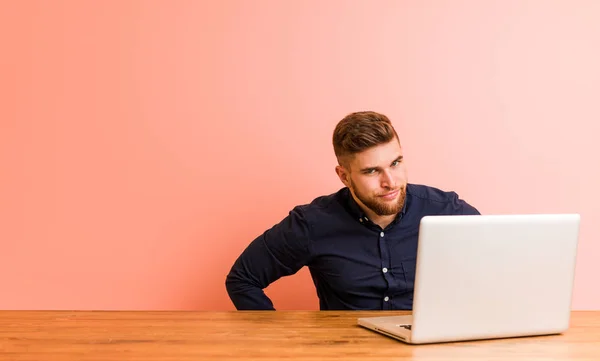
[1,1,599,310]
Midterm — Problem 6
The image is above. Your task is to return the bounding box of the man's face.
[336,138,408,216]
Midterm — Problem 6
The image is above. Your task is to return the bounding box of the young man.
[225,111,479,310]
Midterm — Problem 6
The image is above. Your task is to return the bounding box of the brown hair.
[332,111,399,165]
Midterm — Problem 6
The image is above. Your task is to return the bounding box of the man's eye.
[391,161,398,166]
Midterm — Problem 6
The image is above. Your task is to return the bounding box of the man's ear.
[335,165,351,187]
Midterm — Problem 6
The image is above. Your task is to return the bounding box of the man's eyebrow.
[393,155,404,163]
[360,166,380,173]
[359,156,403,173]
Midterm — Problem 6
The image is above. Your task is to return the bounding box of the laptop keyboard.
[398,324,412,330]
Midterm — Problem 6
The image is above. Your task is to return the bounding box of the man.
[225,111,479,310]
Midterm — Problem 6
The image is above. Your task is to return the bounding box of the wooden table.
[1,311,599,360]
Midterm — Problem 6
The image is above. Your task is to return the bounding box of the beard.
[351,181,407,216]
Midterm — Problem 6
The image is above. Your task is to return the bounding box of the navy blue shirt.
[225,183,480,310]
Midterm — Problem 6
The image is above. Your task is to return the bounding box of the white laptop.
[358,213,581,344]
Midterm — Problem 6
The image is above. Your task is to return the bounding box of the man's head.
[333,111,408,217]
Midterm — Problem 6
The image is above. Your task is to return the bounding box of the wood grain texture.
[1,311,599,360]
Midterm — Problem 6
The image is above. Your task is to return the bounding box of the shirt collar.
[343,187,408,226]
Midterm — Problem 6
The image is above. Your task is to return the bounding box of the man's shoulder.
[278,188,350,234]
[406,183,461,203]
[293,188,348,214]
[406,183,479,215]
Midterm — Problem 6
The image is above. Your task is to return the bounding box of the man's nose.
[381,170,396,189]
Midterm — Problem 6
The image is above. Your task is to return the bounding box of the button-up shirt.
[225,183,480,310]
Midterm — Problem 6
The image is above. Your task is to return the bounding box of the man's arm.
[225,206,312,310]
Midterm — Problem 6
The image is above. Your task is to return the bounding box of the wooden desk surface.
[1,311,599,360]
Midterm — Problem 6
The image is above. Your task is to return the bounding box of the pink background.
[1,1,598,310]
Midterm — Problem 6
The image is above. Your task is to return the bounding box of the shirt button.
[380,232,384,237]
[384,296,389,302]
[359,218,363,223]
[382,267,388,273]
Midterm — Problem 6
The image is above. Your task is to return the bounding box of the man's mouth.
[379,189,399,200]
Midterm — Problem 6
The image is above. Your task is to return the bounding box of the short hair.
[332,111,399,166]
